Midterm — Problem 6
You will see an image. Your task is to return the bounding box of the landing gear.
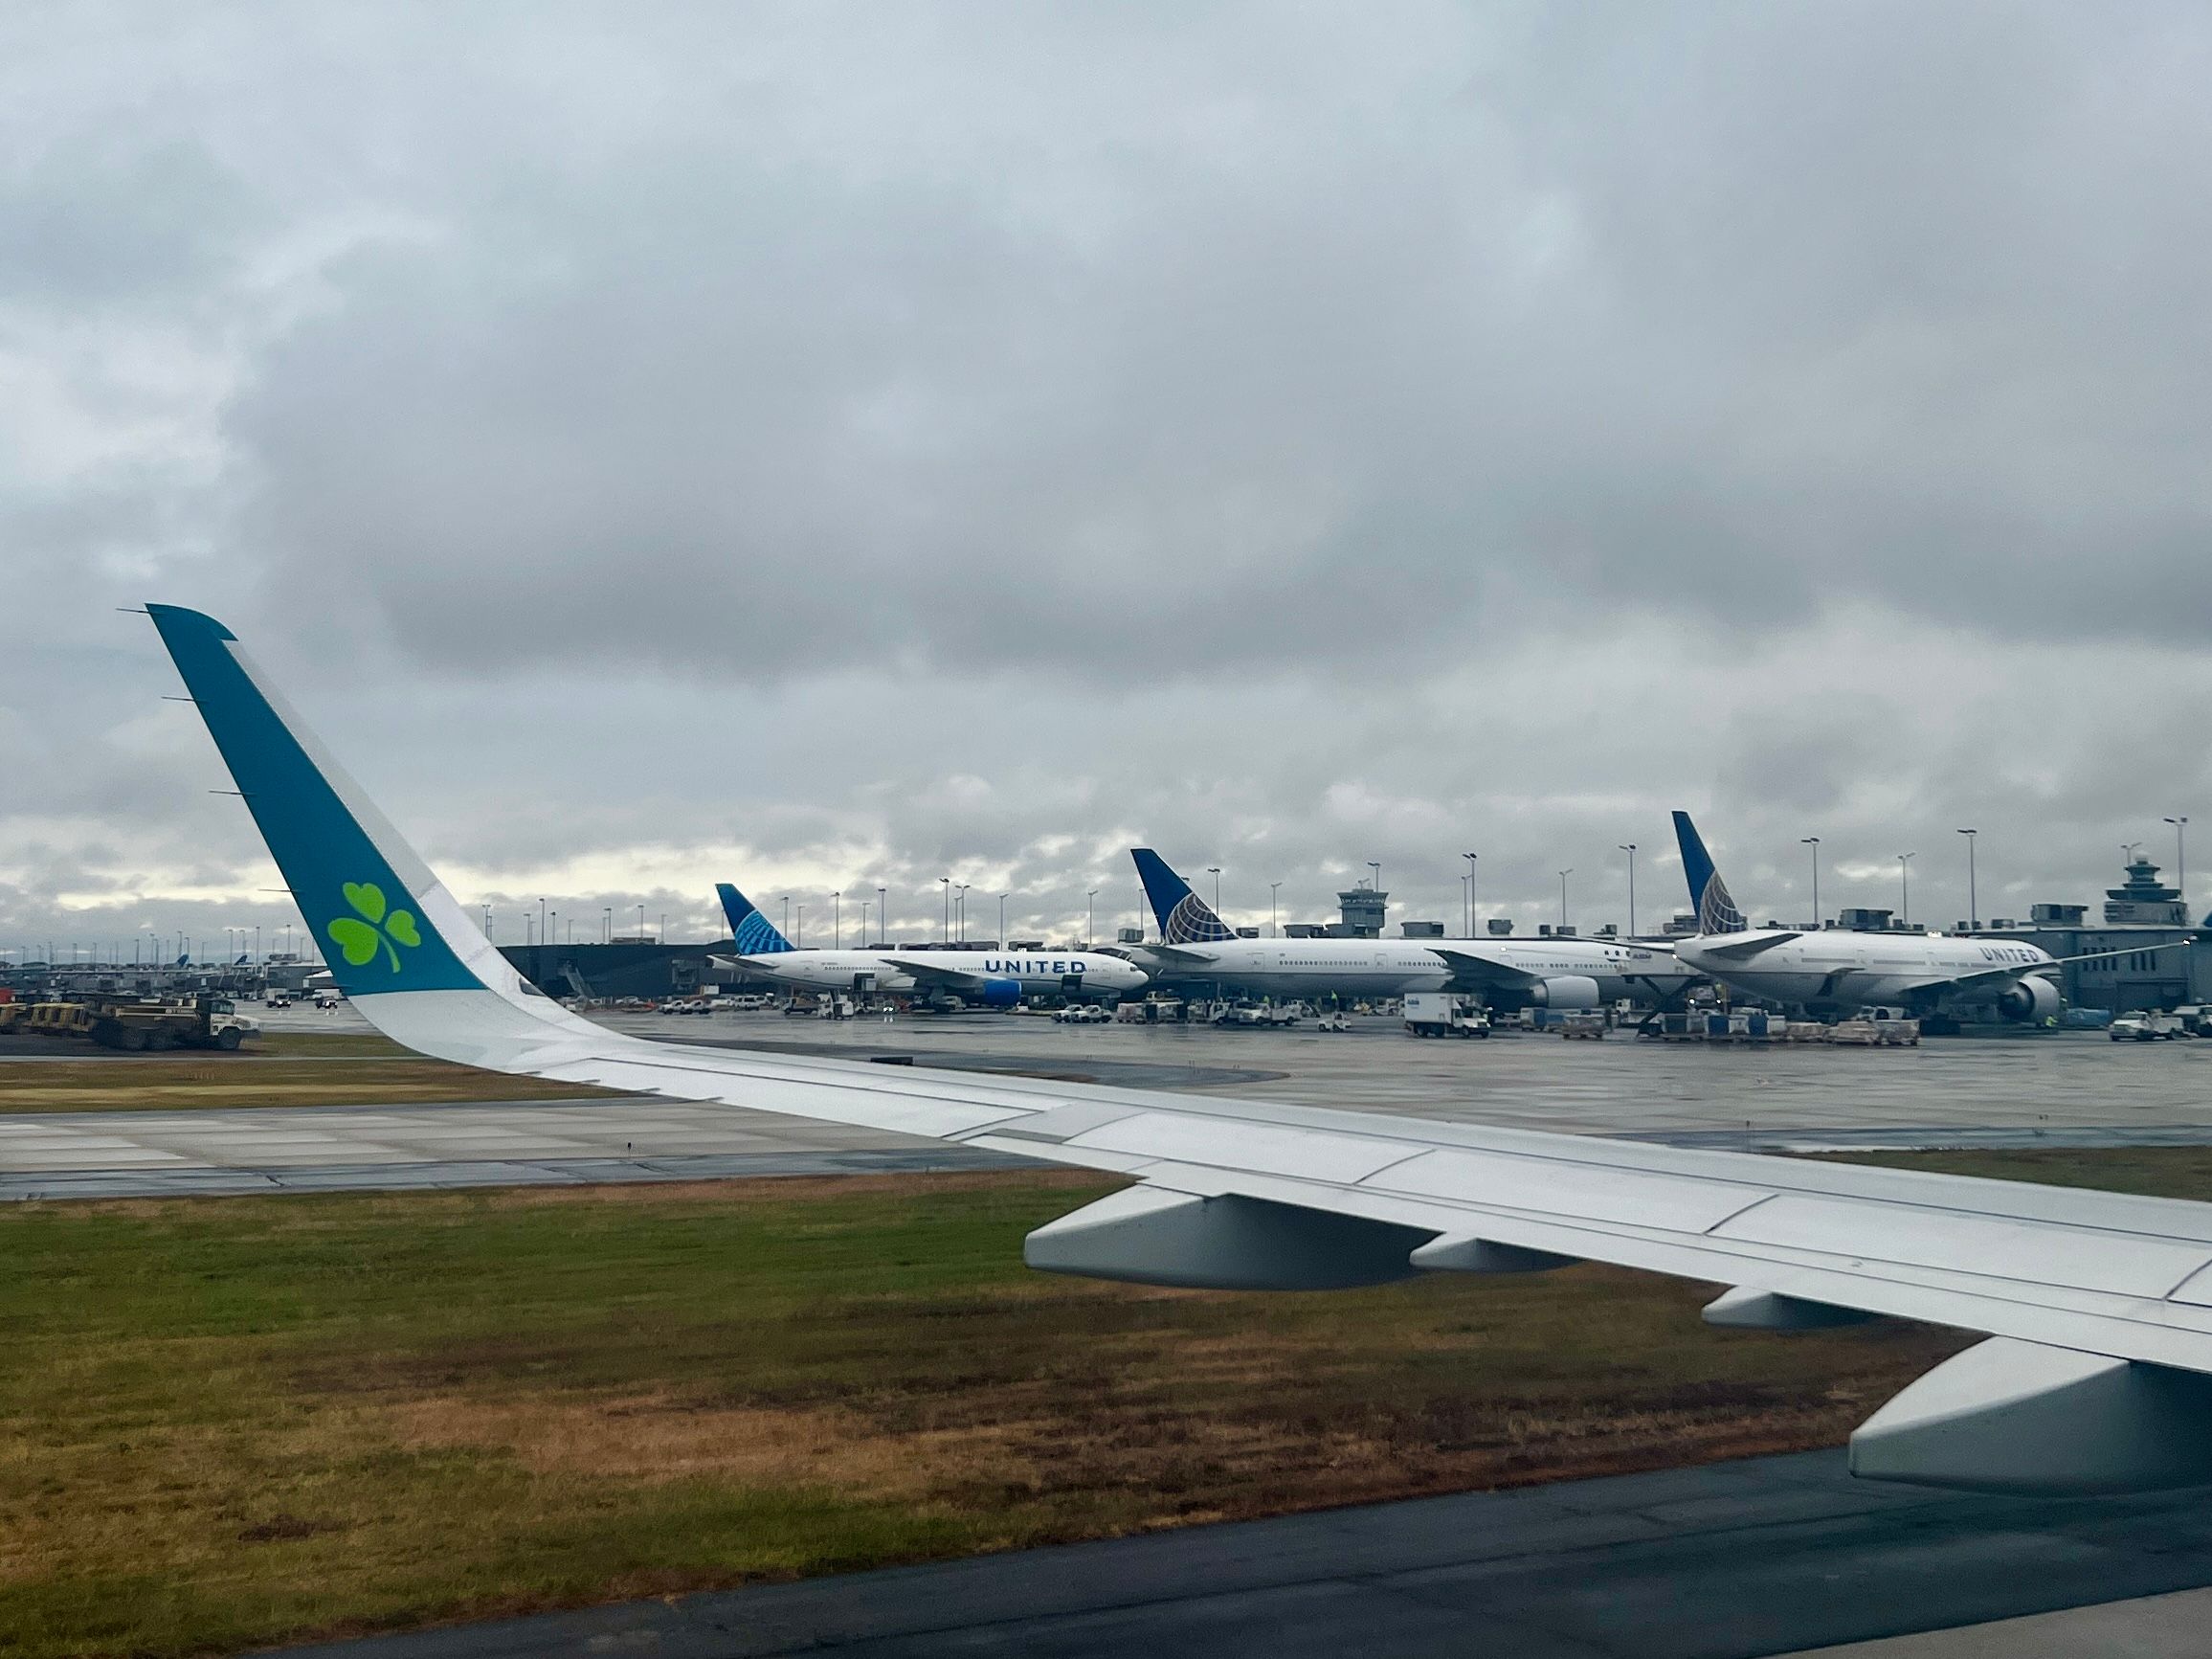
[1919,1013,1960,1037]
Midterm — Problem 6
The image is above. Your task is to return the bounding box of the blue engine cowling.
[980,977,1022,1008]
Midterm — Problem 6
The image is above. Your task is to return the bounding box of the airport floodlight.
[832,893,839,950]
[1957,830,1977,930]
[1897,853,1914,928]
[1558,869,1573,928]
[1086,889,1098,946]
[1368,861,1381,892]
[1801,838,1821,927]
[1463,852,1477,936]
[1207,866,1221,908]
[1269,881,1282,938]
[2167,818,2190,906]
[1619,845,1637,937]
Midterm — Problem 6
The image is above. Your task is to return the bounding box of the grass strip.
[0,1038,624,1111]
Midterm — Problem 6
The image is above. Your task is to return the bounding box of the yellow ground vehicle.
[0,995,259,1051]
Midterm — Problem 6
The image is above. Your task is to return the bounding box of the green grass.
[3,1149,2205,1657]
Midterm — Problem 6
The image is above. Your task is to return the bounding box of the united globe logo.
[1165,893,1236,945]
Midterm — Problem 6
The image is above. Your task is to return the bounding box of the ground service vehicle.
[1403,993,1490,1038]
[2111,1012,2182,1042]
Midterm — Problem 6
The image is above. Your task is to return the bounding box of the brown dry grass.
[9,1152,2187,1656]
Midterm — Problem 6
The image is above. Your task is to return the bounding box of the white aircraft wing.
[1889,942,2188,1000]
[1427,947,1543,989]
[878,956,997,992]
[145,602,2212,1496]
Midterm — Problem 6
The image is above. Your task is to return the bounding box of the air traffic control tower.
[1336,886,1387,938]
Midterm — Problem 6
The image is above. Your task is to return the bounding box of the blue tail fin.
[1672,811,1746,935]
[717,883,795,954]
[147,605,487,997]
[1130,849,1235,944]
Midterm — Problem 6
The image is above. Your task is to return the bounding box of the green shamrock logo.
[327,881,422,974]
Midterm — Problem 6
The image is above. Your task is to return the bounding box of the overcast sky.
[9,1,2212,962]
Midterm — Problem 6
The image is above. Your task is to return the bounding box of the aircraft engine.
[980,976,1023,1008]
[1527,975,1601,1010]
[1996,976,2062,1024]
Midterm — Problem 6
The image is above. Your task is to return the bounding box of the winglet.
[716,882,795,954]
[1130,848,1235,945]
[146,605,492,998]
[1672,810,1746,935]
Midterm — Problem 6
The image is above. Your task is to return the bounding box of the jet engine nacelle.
[1997,976,2062,1024]
[980,976,1022,1008]
[1527,975,1601,1010]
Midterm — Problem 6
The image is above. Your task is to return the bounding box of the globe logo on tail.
[1165,892,1236,946]
[1698,872,1746,935]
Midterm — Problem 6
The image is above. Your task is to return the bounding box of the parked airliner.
[719,884,1148,1009]
[1122,850,1698,1009]
[1670,811,2177,1023]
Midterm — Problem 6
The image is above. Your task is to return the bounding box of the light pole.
[1558,869,1573,928]
[998,892,1009,945]
[796,904,804,948]
[1618,844,1637,937]
[1898,853,1914,928]
[2167,817,2190,919]
[832,892,840,949]
[1956,829,1977,930]
[603,907,611,943]
[1368,861,1381,894]
[1463,852,1477,936]
[879,886,887,946]
[1269,882,1281,938]
[941,877,950,943]
[956,884,969,942]
[1801,837,1821,929]
[1207,867,1221,911]
[1086,889,1098,947]
[782,896,791,938]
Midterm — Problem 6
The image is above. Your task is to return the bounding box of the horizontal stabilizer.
[1692,929,1801,958]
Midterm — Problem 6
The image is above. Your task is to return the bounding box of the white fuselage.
[740,949,1149,1000]
[1674,932,2053,1011]
[1127,937,1695,1001]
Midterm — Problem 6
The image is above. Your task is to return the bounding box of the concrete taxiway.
[11,1008,2212,1199]
[270,1448,2212,1659]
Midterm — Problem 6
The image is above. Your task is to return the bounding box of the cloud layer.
[8,3,2212,959]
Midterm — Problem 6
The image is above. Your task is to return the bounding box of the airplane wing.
[1889,942,2187,1001]
[1428,947,1543,989]
[145,603,2212,1497]
[879,956,995,991]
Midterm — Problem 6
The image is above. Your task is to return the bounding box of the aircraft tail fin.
[1672,810,1746,935]
[1130,848,1236,945]
[717,882,795,954]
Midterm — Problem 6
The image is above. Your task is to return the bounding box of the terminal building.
[1976,852,2209,1012]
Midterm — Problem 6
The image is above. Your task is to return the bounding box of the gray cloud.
[8,3,2212,958]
